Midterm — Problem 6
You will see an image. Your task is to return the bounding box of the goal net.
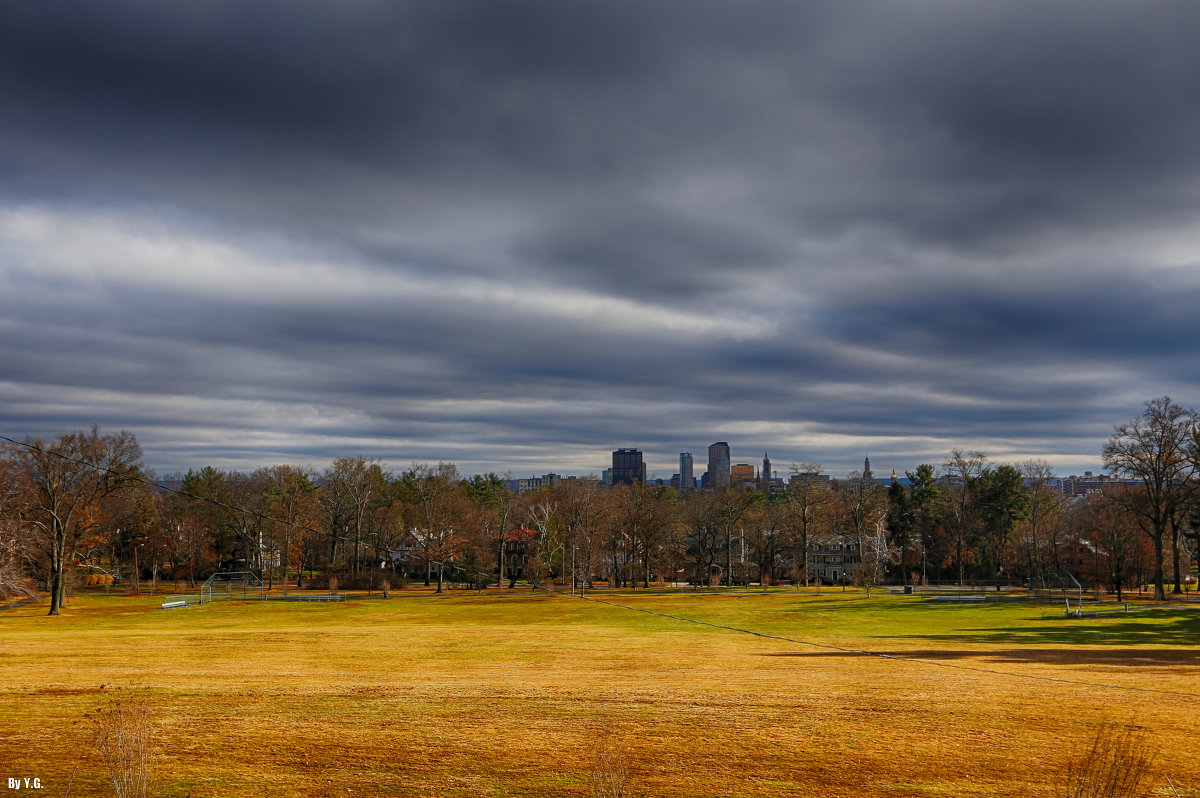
[200,571,264,604]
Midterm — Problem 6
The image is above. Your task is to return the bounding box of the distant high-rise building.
[762,452,772,485]
[863,454,873,482]
[708,441,731,488]
[679,452,694,490]
[611,448,646,486]
[731,463,754,484]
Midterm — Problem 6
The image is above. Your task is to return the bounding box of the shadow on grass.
[875,610,1200,649]
[760,647,1200,667]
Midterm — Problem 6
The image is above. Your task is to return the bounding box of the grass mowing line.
[547,587,1200,701]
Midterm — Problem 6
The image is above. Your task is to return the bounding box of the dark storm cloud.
[3,1,1200,475]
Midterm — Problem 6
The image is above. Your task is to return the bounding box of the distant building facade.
[611,448,646,486]
[790,471,831,486]
[809,539,859,584]
[679,452,694,490]
[708,441,731,488]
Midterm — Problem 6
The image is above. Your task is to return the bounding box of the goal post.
[199,571,264,604]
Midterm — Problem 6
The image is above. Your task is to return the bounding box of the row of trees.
[1,398,1198,614]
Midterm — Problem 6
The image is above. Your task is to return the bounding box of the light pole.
[550,543,565,588]
[921,537,927,587]
[132,542,142,597]
[498,528,506,590]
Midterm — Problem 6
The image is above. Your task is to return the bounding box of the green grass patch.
[2,588,1197,797]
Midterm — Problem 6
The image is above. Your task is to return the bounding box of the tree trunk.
[48,522,67,616]
[1170,521,1183,594]
[498,537,505,589]
[1152,528,1167,601]
[956,534,964,587]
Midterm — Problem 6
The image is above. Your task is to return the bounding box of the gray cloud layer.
[2,1,1199,477]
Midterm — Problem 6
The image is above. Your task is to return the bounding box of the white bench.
[161,600,187,609]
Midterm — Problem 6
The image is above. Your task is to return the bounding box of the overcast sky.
[2,1,1199,480]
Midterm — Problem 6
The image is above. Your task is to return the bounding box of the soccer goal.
[200,571,264,604]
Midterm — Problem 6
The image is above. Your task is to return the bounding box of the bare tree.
[680,490,721,586]
[714,488,755,587]
[785,464,834,587]
[3,427,143,615]
[1018,460,1069,577]
[404,463,464,593]
[0,458,35,602]
[1079,489,1142,602]
[262,465,319,591]
[556,478,607,594]
[526,494,560,588]
[856,520,897,598]
[744,502,790,587]
[838,470,889,594]
[1102,397,1197,601]
[155,487,213,589]
[320,457,385,576]
[943,449,989,586]
[607,482,676,588]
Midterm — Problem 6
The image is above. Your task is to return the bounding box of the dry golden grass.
[1,587,1198,797]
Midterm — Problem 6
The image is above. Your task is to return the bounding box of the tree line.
[1,397,1198,614]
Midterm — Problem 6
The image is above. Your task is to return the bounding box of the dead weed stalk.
[1062,722,1155,798]
[591,732,628,798]
[92,695,156,798]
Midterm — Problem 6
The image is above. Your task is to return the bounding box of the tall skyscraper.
[679,452,694,490]
[708,441,731,488]
[611,448,646,486]
[762,452,772,485]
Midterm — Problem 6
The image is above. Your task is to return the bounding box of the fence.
[160,588,346,608]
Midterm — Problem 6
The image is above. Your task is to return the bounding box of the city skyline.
[4,3,1200,478]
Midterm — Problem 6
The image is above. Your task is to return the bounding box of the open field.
[2,587,1199,797]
